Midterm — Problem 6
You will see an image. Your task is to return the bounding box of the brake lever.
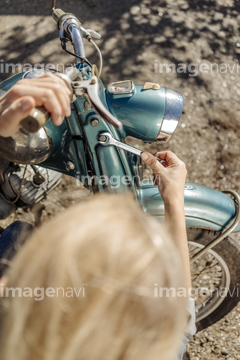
[72,76,122,130]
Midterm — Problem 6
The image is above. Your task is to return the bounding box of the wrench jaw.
[98,140,107,146]
[98,132,112,146]
[98,132,142,158]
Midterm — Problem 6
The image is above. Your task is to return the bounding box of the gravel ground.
[1,0,240,359]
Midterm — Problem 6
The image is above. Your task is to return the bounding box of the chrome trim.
[60,16,85,59]
[23,68,57,79]
[107,80,135,95]
[68,25,86,58]
[156,88,183,142]
[0,128,51,164]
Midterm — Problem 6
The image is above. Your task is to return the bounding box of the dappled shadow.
[0,0,240,85]
[0,0,52,15]
[0,25,57,70]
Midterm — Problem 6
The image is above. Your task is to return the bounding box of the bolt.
[90,118,99,127]
[90,79,96,85]
[99,135,107,142]
[84,100,92,110]
[66,161,75,170]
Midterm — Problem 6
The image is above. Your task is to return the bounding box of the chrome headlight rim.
[156,88,183,143]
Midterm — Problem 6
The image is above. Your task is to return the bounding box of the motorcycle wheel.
[187,227,240,331]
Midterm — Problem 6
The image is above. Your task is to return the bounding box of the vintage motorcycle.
[0,4,240,331]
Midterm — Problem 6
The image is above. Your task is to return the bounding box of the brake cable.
[60,38,93,68]
[89,38,103,76]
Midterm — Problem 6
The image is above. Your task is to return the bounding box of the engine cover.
[0,128,51,165]
[1,165,62,207]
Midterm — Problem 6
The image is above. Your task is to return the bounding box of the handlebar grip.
[20,107,50,133]
[20,74,73,133]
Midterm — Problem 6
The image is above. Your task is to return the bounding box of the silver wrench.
[98,132,166,164]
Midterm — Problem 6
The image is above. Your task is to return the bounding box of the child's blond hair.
[0,194,187,360]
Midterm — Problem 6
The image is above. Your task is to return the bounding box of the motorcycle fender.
[137,182,240,232]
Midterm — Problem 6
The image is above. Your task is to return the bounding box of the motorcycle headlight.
[106,83,183,143]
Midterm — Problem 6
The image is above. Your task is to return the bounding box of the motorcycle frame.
[1,67,240,234]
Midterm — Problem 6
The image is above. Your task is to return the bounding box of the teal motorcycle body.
[0,69,239,233]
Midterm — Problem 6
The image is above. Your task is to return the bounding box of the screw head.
[90,79,96,85]
[90,118,99,127]
[66,161,75,170]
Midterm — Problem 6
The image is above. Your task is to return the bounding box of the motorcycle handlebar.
[20,73,74,133]
[52,9,86,59]
[68,25,86,58]
[20,11,112,133]
[20,73,123,133]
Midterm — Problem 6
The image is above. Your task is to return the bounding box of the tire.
[187,227,240,331]
[182,352,190,360]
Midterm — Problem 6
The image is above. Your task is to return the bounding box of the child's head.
[0,194,188,360]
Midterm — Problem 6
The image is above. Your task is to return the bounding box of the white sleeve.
[175,298,196,360]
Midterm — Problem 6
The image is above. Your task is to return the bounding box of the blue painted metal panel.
[0,73,24,91]
[106,85,166,141]
[137,181,240,231]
